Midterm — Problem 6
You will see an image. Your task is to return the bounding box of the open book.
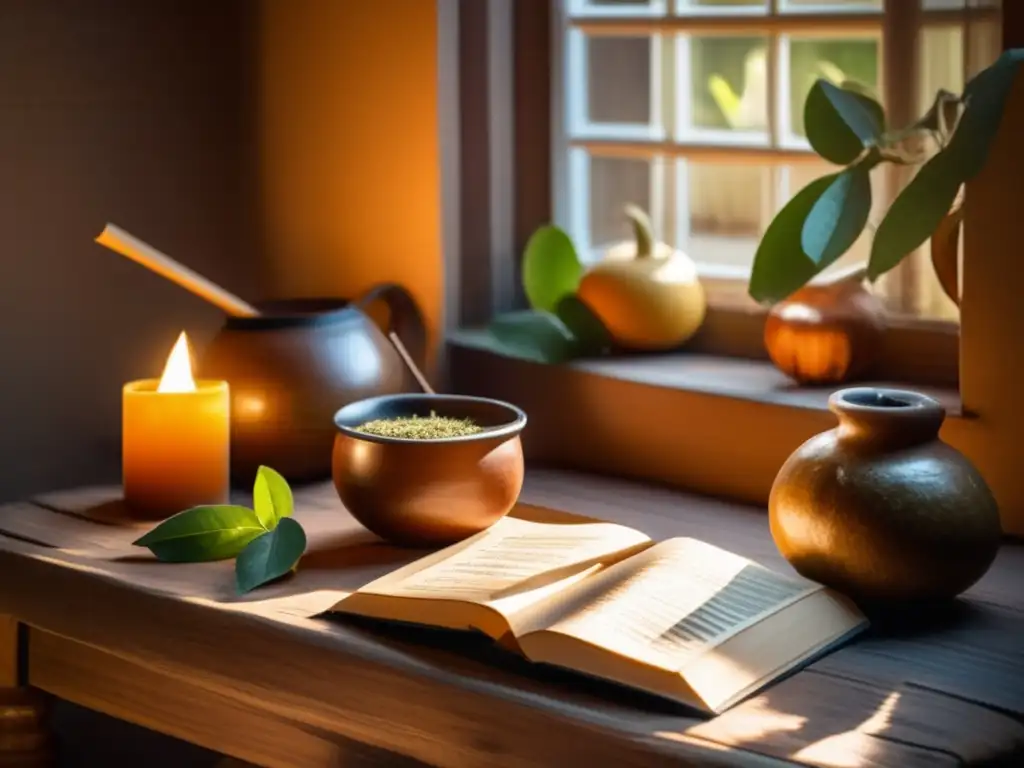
[331,517,867,714]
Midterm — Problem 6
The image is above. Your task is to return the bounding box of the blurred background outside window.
[557,0,1003,321]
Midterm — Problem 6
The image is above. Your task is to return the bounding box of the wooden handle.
[389,331,435,395]
[95,223,260,318]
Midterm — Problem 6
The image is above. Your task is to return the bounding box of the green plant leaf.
[555,295,611,356]
[486,310,577,364]
[521,225,583,312]
[868,149,963,280]
[839,80,886,132]
[804,80,883,165]
[235,517,307,594]
[133,505,266,563]
[801,164,873,267]
[749,173,839,304]
[252,465,292,531]
[948,52,1023,180]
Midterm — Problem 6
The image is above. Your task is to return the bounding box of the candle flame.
[157,331,197,393]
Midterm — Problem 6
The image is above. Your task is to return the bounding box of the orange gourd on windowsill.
[764,266,886,385]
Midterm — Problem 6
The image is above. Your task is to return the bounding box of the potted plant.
[748,50,1024,308]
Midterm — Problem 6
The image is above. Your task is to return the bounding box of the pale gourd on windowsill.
[577,206,706,351]
[478,207,707,363]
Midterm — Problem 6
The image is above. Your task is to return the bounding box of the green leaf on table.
[801,164,873,268]
[749,173,839,304]
[253,465,292,531]
[133,505,266,563]
[235,517,307,594]
[486,310,577,364]
[868,149,964,280]
[555,295,611,356]
[804,80,883,165]
[522,225,583,312]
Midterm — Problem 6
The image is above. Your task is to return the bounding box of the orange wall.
[258,0,443,354]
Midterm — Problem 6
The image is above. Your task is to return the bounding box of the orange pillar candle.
[123,331,230,518]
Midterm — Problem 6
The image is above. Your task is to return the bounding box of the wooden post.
[0,616,53,766]
[957,10,1024,535]
[1004,2,1024,50]
[881,0,923,315]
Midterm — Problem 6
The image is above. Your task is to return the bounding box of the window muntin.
[556,0,1001,319]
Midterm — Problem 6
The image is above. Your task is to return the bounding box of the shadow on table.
[330,612,698,717]
[299,529,418,571]
[219,529,423,605]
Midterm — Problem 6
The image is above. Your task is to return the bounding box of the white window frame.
[551,0,999,315]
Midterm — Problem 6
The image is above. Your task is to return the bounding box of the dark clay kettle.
[200,283,426,484]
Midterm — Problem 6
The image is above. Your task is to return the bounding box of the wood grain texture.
[0,470,1021,766]
[688,674,959,768]
[28,630,420,768]
[0,617,53,767]
[0,551,792,766]
[0,615,16,688]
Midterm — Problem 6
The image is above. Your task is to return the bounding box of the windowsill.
[447,328,965,508]
[449,328,962,416]
[579,349,962,414]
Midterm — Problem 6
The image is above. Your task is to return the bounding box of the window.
[452,1,1024,529]
[553,0,1002,321]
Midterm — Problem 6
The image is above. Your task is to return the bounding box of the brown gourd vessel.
[200,284,426,484]
[769,387,1001,602]
[764,267,886,385]
[332,394,527,548]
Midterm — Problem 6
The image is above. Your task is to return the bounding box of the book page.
[526,538,819,671]
[356,516,652,609]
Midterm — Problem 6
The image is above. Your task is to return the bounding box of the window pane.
[781,0,881,8]
[919,26,963,115]
[585,154,668,254]
[964,15,1002,79]
[569,0,666,16]
[679,162,768,271]
[921,0,965,9]
[684,37,769,133]
[787,38,879,138]
[588,36,654,125]
[677,0,766,8]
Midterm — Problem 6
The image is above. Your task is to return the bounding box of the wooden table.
[0,469,1022,767]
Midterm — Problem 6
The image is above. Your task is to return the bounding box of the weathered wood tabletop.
[0,468,1022,767]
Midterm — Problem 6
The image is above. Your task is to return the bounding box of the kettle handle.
[352,283,427,367]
